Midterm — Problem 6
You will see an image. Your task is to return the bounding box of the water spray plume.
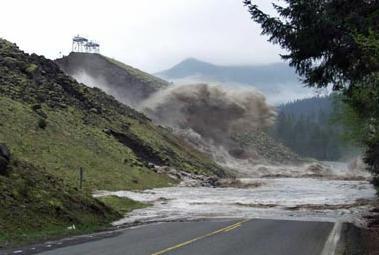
[140,83,277,148]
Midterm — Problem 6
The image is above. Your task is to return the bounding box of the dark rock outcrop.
[0,144,10,174]
[103,128,164,166]
[0,144,10,161]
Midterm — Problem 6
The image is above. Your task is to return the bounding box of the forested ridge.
[270,96,358,161]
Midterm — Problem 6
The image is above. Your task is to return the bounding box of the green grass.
[98,195,150,215]
[0,223,109,249]
[0,95,226,190]
[0,160,121,248]
[0,96,173,191]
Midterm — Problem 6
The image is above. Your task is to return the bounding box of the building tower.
[72,35,88,52]
[84,41,100,53]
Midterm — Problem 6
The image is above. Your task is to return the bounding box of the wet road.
[36,219,334,255]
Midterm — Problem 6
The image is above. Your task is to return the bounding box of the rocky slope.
[232,131,302,164]
[0,39,226,186]
[56,53,169,106]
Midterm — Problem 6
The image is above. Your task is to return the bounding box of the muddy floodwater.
[94,162,377,226]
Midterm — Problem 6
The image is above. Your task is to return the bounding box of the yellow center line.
[151,219,250,255]
[222,223,242,233]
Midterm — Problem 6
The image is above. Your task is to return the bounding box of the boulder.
[0,144,10,174]
[0,156,8,174]
[0,144,10,161]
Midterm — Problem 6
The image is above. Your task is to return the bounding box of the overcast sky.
[0,0,284,73]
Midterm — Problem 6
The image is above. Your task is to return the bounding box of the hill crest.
[56,52,169,107]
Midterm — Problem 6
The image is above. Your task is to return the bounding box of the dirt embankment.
[336,201,379,254]
[364,205,379,254]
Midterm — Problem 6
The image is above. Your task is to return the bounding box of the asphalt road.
[35,219,333,255]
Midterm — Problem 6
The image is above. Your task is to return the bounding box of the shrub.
[38,118,47,129]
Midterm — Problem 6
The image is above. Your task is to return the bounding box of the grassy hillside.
[0,39,226,247]
[0,96,172,190]
[0,39,226,189]
[0,159,120,248]
[98,196,149,215]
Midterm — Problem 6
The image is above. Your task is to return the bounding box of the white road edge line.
[321,221,343,255]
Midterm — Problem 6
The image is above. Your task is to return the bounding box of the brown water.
[95,162,376,226]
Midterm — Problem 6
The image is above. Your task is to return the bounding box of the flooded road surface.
[95,176,376,226]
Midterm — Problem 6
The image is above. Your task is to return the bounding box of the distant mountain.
[156,58,314,105]
[157,58,298,84]
[56,53,169,106]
